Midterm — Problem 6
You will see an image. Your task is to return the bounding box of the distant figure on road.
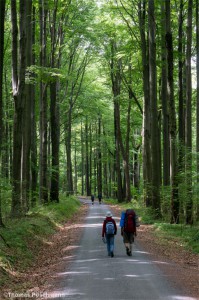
[98,193,102,204]
[91,194,94,205]
[120,209,137,256]
[102,211,117,257]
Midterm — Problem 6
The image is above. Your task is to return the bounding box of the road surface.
[48,199,196,300]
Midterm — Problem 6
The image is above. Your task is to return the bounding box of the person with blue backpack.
[102,211,117,257]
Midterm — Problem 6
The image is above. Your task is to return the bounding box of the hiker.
[91,194,94,205]
[120,209,137,256]
[102,211,117,257]
[98,193,102,204]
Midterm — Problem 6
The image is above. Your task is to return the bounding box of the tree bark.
[0,0,6,226]
[85,117,90,196]
[165,0,179,223]
[110,42,123,201]
[39,0,48,203]
[185,0,193,224]
[11,0,28,217]
[148,0,161,216]
[161,1,170,186]
[138,1,152,206]
[178,0,185,174]
[50,3,60,203]
[196,0,199,220]
[97,116,102,198]
[22,0,32,212]
[30,6,37,207]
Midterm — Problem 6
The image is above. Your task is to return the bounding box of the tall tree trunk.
[148,0,161,216]
[110,42,123,201]
[11,0,27,217]
[30,6,37,207]
[81,122,84,195]
[50,80,60,202]
[185,0,193,224]
[22,0,32,212]
[196,0,199,220]
[65,105,73,195]
[138,1,152,206]
[165,0,179,223]
[97,116,102,198]
[50,4,60,203]
[39,0,48,203]
[178,0,185,174]
[161,0,170,186]
[85,117,90,196]
[0,0,6,226]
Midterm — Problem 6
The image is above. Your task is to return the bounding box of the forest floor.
[1,202,199,299]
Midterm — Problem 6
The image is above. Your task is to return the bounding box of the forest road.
[48,199,197,300]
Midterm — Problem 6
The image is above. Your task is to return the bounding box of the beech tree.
[0,0,6,226]
[10,0,31,217]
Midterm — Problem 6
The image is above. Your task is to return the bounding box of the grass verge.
[0,195,81,287]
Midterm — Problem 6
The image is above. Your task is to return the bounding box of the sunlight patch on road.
[125,274,140,278]
[56,271,91,276]
[135,250,150,255]
[152,260,170,265]
[170,297,198,300]
[86,215,105,219]
[79,223,102,228]
[75,258,101,263]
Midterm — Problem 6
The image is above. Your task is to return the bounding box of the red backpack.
[124,209,136,233]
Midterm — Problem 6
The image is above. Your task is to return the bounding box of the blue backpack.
[106,221,115,235]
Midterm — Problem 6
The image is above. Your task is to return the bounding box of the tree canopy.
[0,0,198,225]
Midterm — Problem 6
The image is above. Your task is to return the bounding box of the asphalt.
[48,199,197,300]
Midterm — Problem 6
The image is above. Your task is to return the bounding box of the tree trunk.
[110,42,123,201]
[97,116,102,198]
[39,0,48,203]
[178,0,185,174]
[165,0,179,223]
[22,0,32,212]
[85,117,90,196]
[50,80,60,202]
[196,0,199,220]
[65,105,73,195]
[30,6,37,207]
[185,0,193,224]
[11,0,27,217]
[0,0,6,226]
[81,122,84,195]
[148,0,161,216]
[138,1,152,206]
[49,4,60,203]
[161,0,170,186]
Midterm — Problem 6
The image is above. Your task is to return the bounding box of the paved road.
[49,199,196,300]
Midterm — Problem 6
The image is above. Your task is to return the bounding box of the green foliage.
[154,223,199,254]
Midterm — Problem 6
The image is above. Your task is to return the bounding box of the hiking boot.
[126,247,130,256]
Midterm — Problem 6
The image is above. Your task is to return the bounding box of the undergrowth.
[0,195,81,287]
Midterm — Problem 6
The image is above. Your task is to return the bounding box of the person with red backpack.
[120,209,137,256]
[102,211,117,257]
